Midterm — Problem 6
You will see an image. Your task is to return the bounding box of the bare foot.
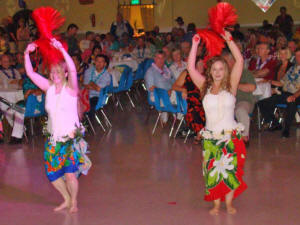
[209,207,220,216]
[69,201,78,213]
[54,200,70,212]
[227,205,237,215]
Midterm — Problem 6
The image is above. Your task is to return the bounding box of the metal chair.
[112,65,135,110]
[24,94,46,137]
[152,88,180,137]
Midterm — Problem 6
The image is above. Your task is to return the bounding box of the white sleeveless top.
[203,89,239,134]
[45,84,79,142]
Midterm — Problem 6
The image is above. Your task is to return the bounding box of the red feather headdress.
[196,29,225,65]
[208,2,238,35]
[32,7,67,69]
[195,3,237,66]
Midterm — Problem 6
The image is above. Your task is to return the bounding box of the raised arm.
[51,38,78,93]
[222,31,244,96]
[24,43,51,92]
[187,34,205,90]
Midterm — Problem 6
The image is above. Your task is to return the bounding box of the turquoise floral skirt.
[44,138,91,182]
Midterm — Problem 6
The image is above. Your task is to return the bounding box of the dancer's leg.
[225,190,236,214]
[51,177,71,211]
[209,199,220,215]
[65,173,79,213]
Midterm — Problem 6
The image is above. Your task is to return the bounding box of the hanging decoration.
[251,0,277,12]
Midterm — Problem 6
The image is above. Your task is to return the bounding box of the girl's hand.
[192,34,201,45]
[51,38,63,50]
[221,30,233,42]
[25,43,37,54]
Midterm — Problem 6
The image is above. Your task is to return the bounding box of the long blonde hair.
[202,56,231,95]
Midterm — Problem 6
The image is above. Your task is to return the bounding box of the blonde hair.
[277,47,292,61]
[202,56,231,95]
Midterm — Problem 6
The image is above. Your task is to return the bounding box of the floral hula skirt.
[44,137,92,182]
[201,128,247,201]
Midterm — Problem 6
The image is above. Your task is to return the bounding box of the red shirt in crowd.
[248,56,277,80]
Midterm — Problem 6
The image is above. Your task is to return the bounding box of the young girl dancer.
[24,37,91,213]
[188,31,247,215]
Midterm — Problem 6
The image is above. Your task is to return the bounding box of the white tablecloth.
[109,69,122,87]
[0,89,24,110]
[253,79,272,100]
[110,58,139,72]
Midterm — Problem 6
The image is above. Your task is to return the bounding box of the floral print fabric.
[184,73,205,133]
[44,138,90,182]
[202,130,247,201]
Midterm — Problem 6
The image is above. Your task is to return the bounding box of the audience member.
[180,41,191,62]
[175,17,186,32]
[248,42,277,80]
[110,12,133,39]
[79,31,95,53]
[0,54,24,144]
[83,54,111,118]
[145,51,175,124]
[66,23,80,55]
[171,56,205,143]
[16,18,30,53]
[131,36,152,63]
[274,6,294,40]
[169,48,186,79]
[162,45,173,67]
[232,24,245,42]
[258,48,300,138]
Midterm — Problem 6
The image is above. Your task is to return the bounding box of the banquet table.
[253,78,272,100]
[0,89,24,110]
[110,57,139,72]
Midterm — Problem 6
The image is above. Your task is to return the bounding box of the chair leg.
[174,117,184,139]
[101,109,112,127]
[23,127,28,143]
[85,114,96,135]
[145,106,154,123]
[184,129,191,143]
[257,106,262,131]
[30,118,34,136]
[95,113,106,132]
[116,94,124,111]
[152,112,161,135]
[126,91,135,108]
[169,114,177,138]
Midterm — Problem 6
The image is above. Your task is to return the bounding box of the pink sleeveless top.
[45,84,79,142]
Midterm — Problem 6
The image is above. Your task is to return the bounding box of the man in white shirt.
[169,49,186,80]
[175,17,187,32]
[79,31,94,53]
[131,37,152,63]
[0,54,24,144]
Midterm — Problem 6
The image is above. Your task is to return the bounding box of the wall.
[0,0,299,33]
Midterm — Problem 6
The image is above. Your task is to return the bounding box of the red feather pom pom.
[208,2,237,34]
[32,7,67,69]
[196,29,225,65]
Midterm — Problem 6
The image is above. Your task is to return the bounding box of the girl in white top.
[24,39,90,213]
[188,31,246,215]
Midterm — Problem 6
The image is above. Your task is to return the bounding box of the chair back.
[25,94,46,118]
[113,65,133,92]
[95,86,110,111]
[147,91,155,106]
[134,58,154,80]
[153,88,178,113]
[175,91,187,115]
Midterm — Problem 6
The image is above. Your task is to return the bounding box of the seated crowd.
[0,6,300,144]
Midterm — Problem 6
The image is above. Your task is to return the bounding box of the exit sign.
[131,0,140,5]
